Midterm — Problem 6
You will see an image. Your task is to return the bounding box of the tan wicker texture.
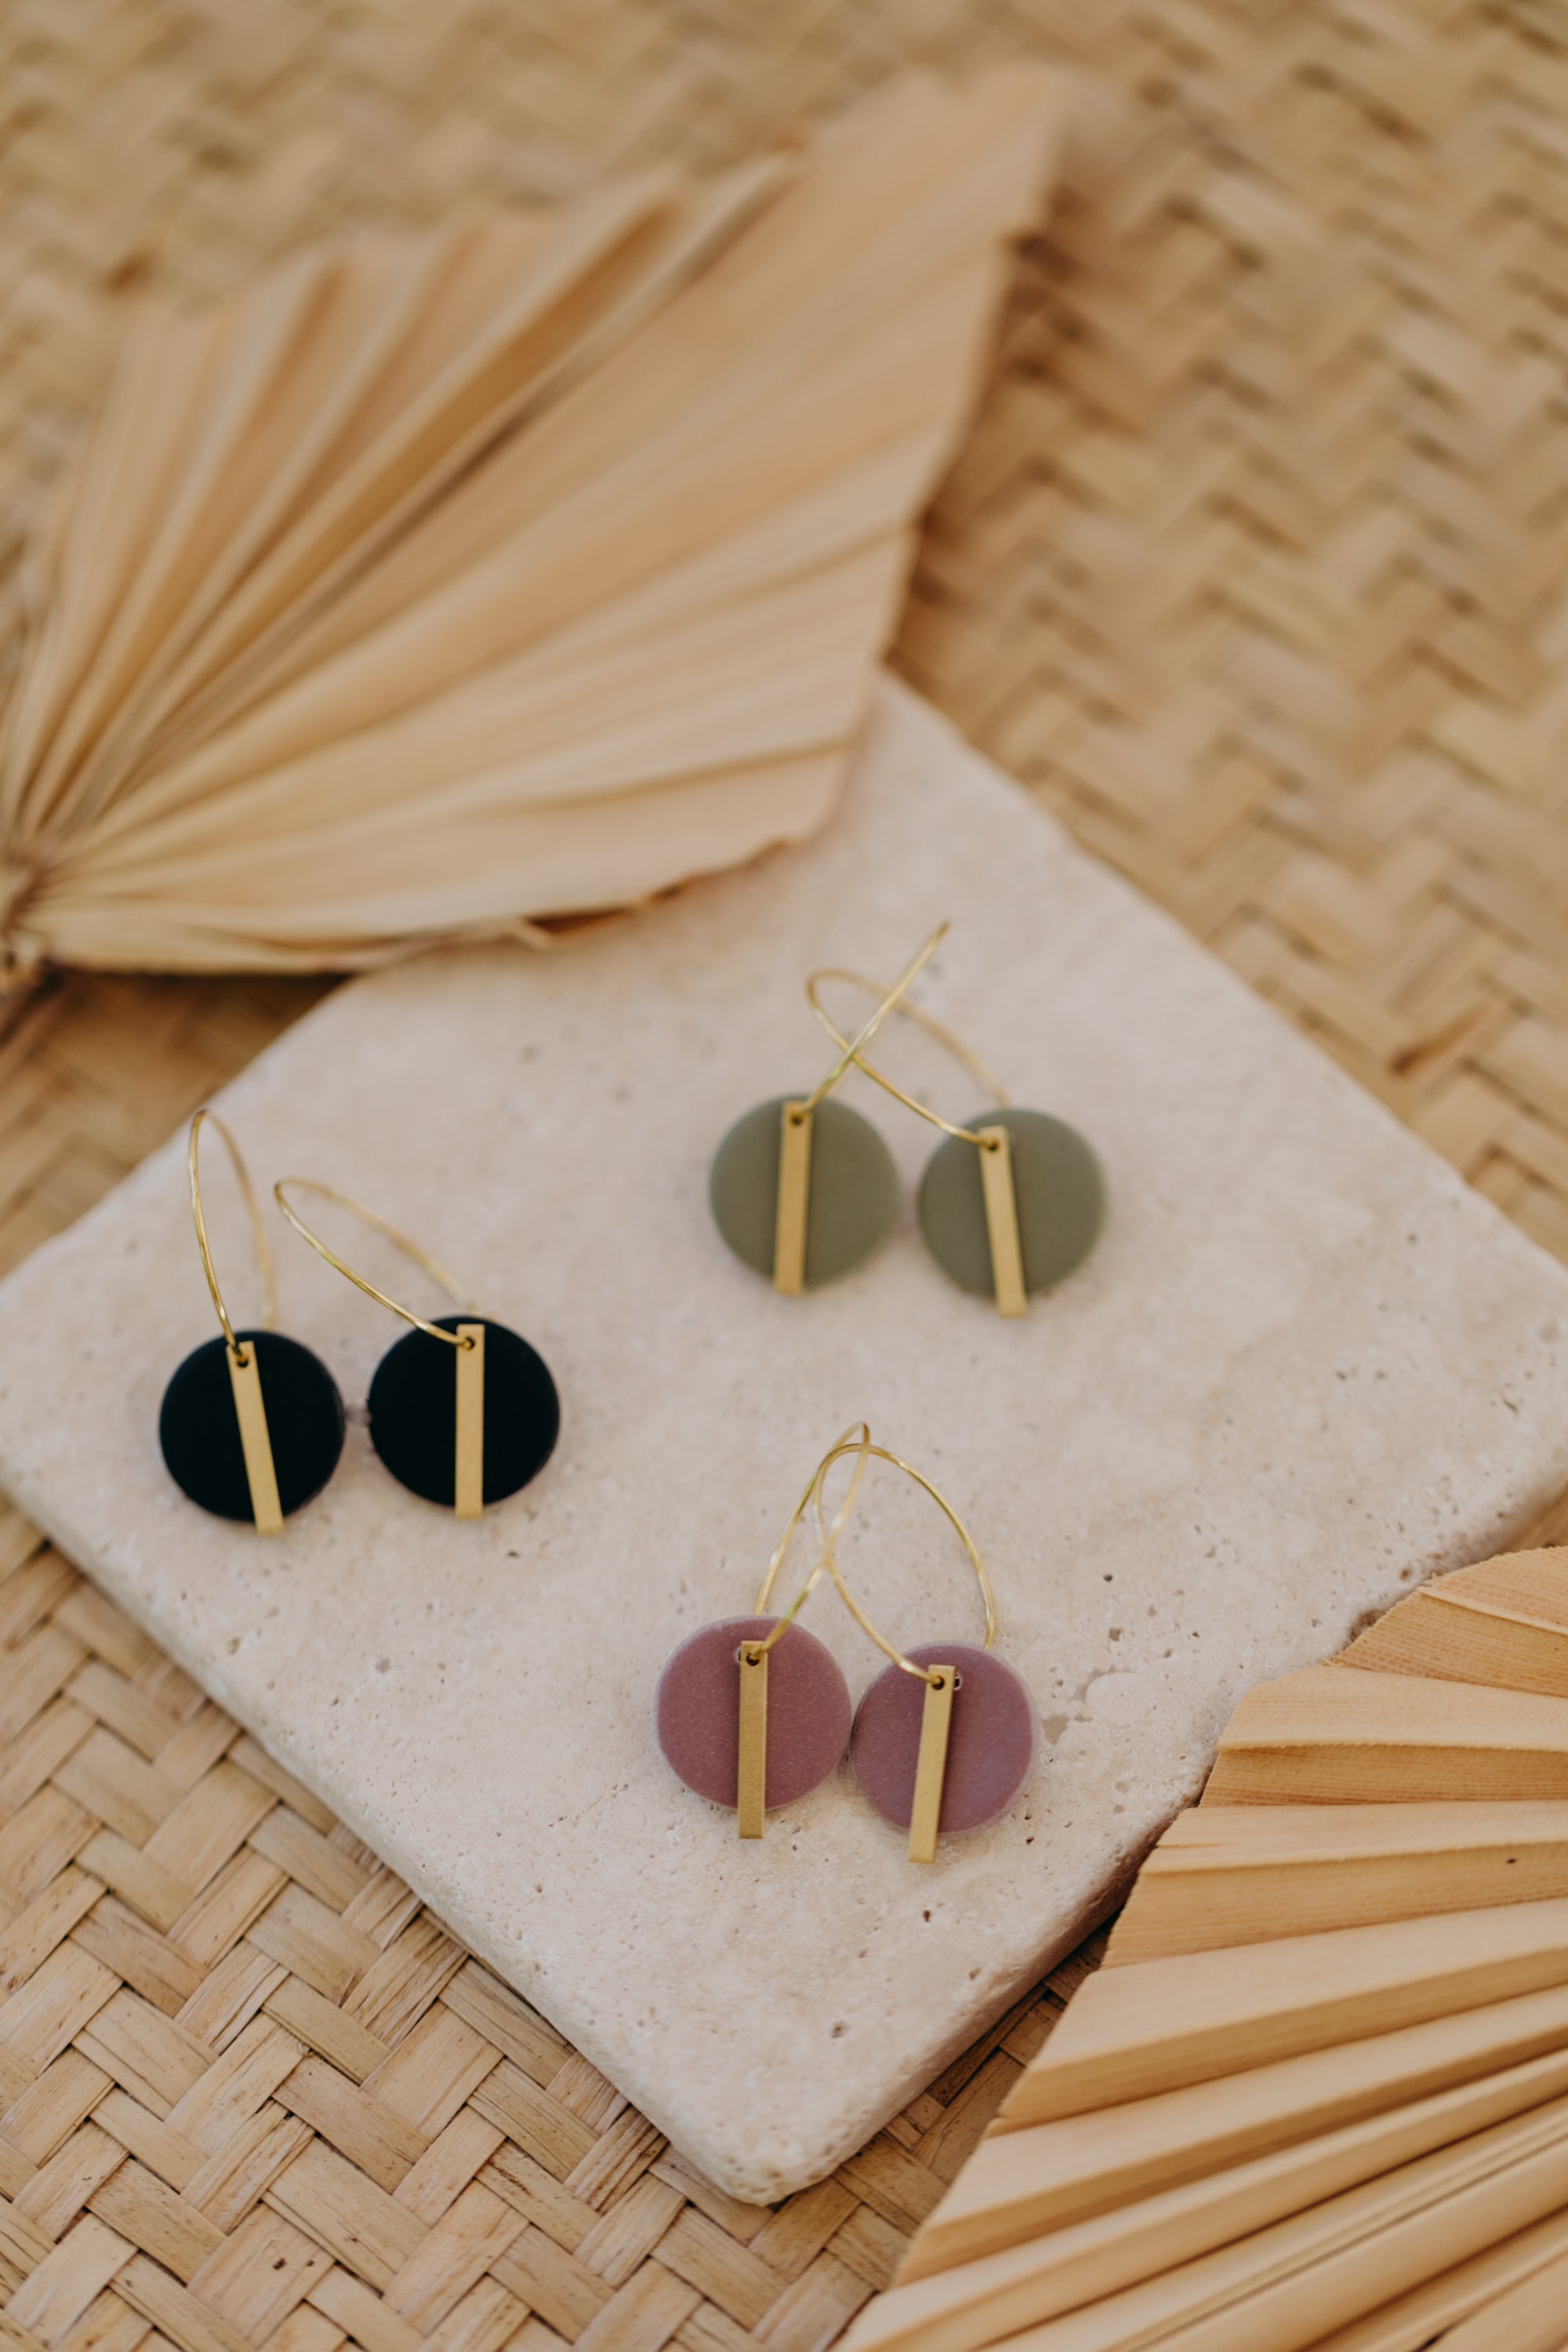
[2,2,1568,2347]
[0,1491,1091,2352]
[9,1,1568,1261]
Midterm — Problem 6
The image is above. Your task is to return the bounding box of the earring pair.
[709,925,1106,1316]
[655,1428,1038,1860]
[159,1111,559,1529]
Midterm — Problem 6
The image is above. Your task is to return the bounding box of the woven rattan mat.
[5,5,1568,2350]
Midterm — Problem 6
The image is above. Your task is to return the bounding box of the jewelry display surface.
[1,679,1566,2201]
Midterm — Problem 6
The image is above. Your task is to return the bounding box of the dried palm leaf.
[848,1545,1568,2352]
[0,67,1060,982]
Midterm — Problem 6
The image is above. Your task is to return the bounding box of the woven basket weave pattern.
[9,3,1568,1278]
[0,1497,1089,2352]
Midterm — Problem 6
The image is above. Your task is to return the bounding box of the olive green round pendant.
[710,1097,898,1286]
[918,1108,1105,1300]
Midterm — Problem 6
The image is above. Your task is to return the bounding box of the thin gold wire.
[188,1110,278,1361]
[812,1436,996,1684]
[798,925,950,1116]
[746,1422,873,1659]
[807,961,1010,1147]
[274,1179,479,1349]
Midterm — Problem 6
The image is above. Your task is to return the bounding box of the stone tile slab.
[1,680,1566,2199]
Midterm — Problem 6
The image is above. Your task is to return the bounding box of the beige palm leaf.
[848,1546,1568,2352]
[0,67,1059,982]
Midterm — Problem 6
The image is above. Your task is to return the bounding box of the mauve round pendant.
[656,1615,851,1812]
[851,1642,1039,1835]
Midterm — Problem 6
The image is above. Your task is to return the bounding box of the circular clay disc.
[368,1314,558,1508]
[918,1108,1105,1300]
[851,1642,1040,1835]
[159,1330,345,1523]
[710,1096,898,1287]
[656,1614,852,1812]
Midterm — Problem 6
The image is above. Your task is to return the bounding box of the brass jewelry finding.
[805,961,1010,1141]
[189,1109,278,1353]
[808,948,1105,1318]
[809,1435,997,1672]
[734,1423,873,1835]
[811,1436,1000,1863]
[188,1111,284,1533]
[770,925,949,1295]
[274,1178,488,1517]
[656,1430,1036,1856]
[807,958,1028,1317]
[273,1179,479,1345]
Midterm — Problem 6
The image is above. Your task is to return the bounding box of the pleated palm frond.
[847,1545,1568,2352]
[0,67,1059,982]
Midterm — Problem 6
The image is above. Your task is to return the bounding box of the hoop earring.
[707,927,948,1294]
[274,1181,558,1515]
[655,1426,871,1835]
[813,1435,1039,1860]
[808,948,1105,1317]
[159,1113,345,1529]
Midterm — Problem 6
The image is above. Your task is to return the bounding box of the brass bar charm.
[227,1342,284,1535]
[908,1665,956,1864]
[978,1124,1027,1319]
[737,1642,769,1838]
[455,1322,486,1519]
[773,1101,813,1295]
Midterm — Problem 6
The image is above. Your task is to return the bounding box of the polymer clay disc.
[656,1613,852,1811]
[709,1096,898,1287]
[918,1107,1105,1300]
[159,1329,345,1523]
[368,1313,558,1507]
[851,1642,1040,1835]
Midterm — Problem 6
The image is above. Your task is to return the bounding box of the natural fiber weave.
[0,1488,1090,2352]
[9,1,1568,1258]
[4,0,1568,2346]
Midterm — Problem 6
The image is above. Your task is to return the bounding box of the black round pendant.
[159,1330,346,1523]
[368,1315,559,1508]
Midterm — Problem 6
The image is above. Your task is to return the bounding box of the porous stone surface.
[2,679,1567,2200]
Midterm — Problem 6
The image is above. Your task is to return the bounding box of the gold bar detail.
[737,1642,769,1838]
[455,1322,486,1520]
[908,1665,956,1864]
[773,1101,813,1295]
[978,1124,1027,1319]
[227,1342,284,1535]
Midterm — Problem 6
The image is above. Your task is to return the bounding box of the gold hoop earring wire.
[807,959,1029,1320]
[770,924,949,1295]
[811,1433,998,1862]
[810,1436,996,1677]
[188,1109,284,1533]
[191,1110,278,1353]
[274,1180,488,1520]
[806,968,1009,1140]
[273,1181,478,1341]
[750,1421,874,1648]
[726,1423,872,1839]
[797,928,953,1122]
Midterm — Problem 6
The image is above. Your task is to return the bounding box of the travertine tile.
[2,681,1566,2198]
